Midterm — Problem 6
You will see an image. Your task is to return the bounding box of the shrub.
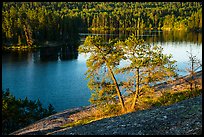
[2,88,56,135]
[152,89,202,107]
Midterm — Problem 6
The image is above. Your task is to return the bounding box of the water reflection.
[81,30,202,44]
[3,30,202,64]
[39,47,59,61]
[2,51,28,62]
[79,30,202,75]
[60,46,78,60]
[37,46,79,62]
[2,46,79,63]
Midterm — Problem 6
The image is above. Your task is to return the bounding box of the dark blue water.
[2,52,91,112]
[2,31,202,112]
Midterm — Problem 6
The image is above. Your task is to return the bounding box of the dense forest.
[2,2,202,47]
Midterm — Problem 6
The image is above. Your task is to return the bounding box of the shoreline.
[10,70,202,135]
[2,41,67,51]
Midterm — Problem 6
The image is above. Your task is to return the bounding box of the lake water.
[2,30,202,112]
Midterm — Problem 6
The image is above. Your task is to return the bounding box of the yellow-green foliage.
[61,103,123,128]
[153,89,202,106]
[61,116,95,128]
[61,88,202,129]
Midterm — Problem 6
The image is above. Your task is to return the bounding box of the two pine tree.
[79,34,177,113]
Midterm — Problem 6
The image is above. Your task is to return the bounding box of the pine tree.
[185,49,202,91]
[79,36,126,112]
[119,34,177,110]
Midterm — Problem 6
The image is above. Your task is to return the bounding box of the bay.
[2,30,202,112]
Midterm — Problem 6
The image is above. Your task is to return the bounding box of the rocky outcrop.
[52,95,202,135]
[9,105,94,135]
[11,95,202,135]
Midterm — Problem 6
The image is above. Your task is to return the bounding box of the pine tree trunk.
[106,63,126,112]
[190,55,194,92]
[23,25,33,46]
[131,68,140,110]
[95,44,126,112]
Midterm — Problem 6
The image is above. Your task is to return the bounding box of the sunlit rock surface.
[11,95,202,135]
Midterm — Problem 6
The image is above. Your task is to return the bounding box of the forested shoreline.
[2,2,202,47]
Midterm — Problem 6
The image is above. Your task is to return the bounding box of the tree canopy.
[79,34,177,112]
[2,2,202,47]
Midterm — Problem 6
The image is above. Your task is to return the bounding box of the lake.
[2,30,202,112]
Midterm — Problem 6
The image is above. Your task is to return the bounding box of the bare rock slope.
[52,95,202,135]
[12,95,202,135]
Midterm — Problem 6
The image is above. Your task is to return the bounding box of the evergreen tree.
[79,36,126,112]
[118,34,177,110]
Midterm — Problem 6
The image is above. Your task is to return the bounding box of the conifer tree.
[79,36,127,112]
[119,34,177,110]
